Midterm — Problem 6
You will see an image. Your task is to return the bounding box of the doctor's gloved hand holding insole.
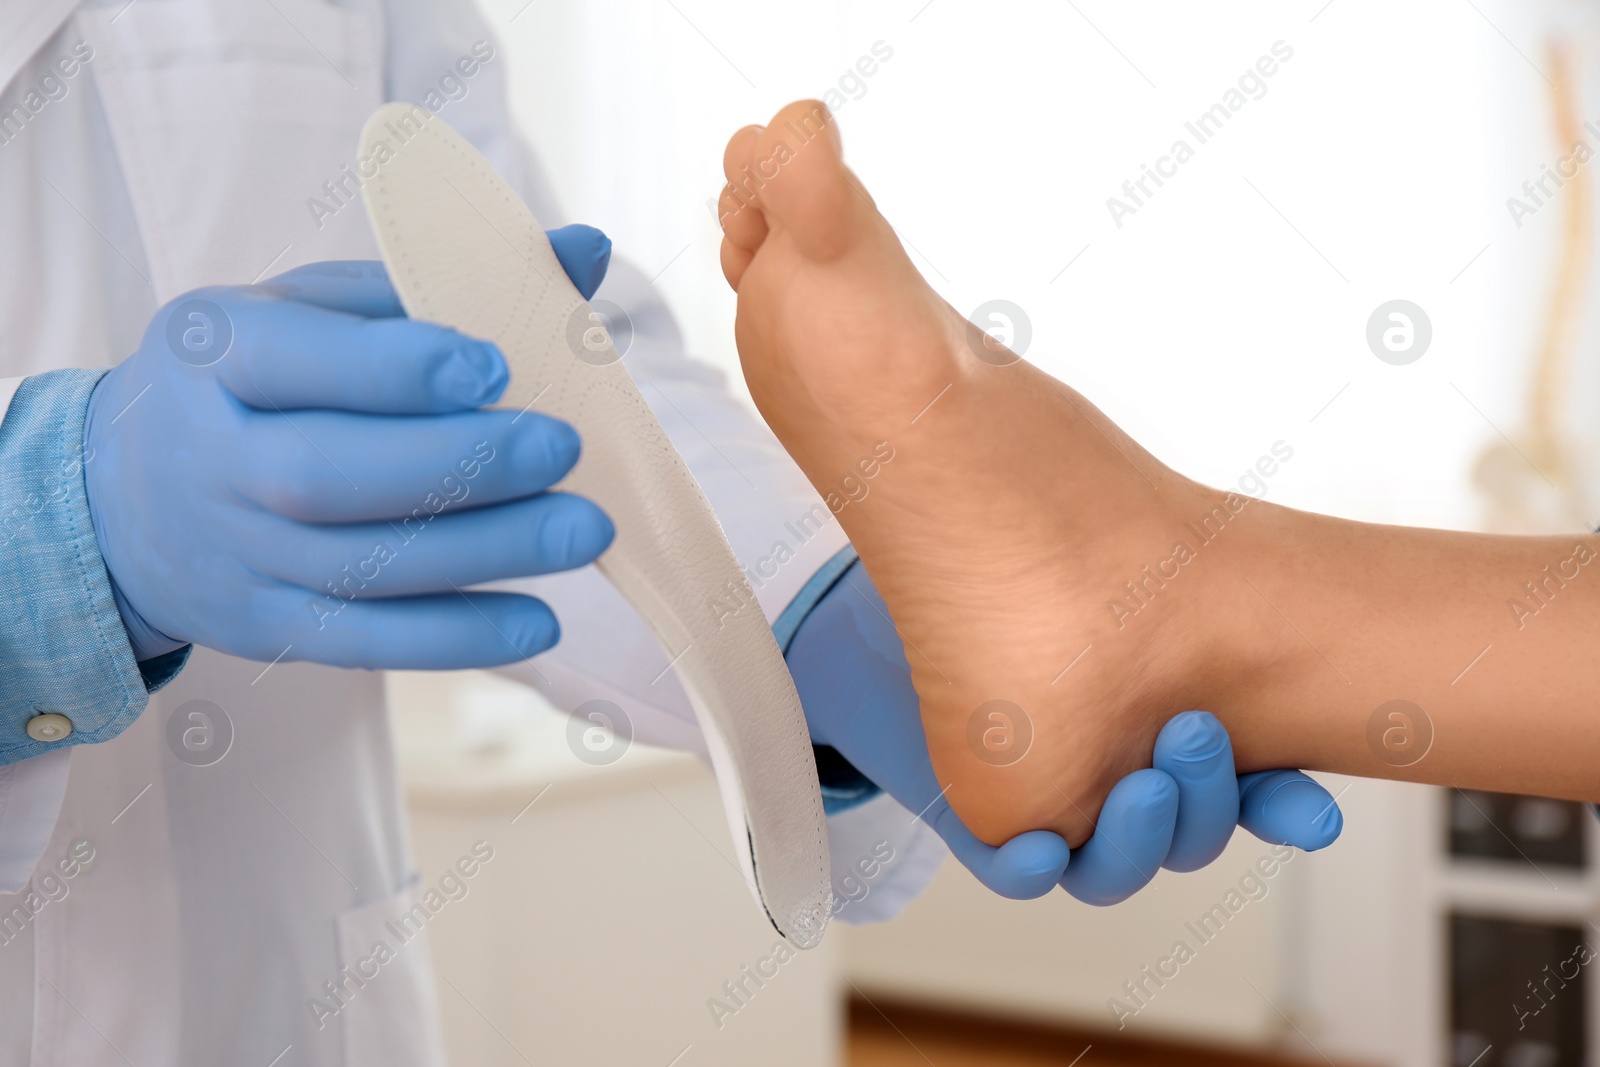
[84,228,616,670]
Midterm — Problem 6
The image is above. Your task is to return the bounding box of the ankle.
[1181,498,1327,773]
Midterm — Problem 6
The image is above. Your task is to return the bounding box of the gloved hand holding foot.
[790,560,1341,905]
[86,227,615,670]
[719,102,1348,847]
[722,99,1600,835]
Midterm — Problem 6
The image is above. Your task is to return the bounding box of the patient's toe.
[750,100,859,262]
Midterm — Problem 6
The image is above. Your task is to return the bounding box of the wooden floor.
[847,996,1333,1067]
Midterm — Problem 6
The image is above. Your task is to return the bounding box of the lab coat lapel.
[0,0,77,97]
[74,0,385,300]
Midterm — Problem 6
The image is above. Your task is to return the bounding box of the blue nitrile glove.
[84,226,616,670]
[787,560,1343,905]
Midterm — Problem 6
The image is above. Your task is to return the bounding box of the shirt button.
[27,713,74,743]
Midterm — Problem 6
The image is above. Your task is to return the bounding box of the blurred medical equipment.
[1475,39,1594,532]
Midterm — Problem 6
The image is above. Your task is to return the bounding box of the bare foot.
[718,101,1257,847]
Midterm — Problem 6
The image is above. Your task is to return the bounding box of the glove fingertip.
[429,341,509,409]
[1303,801,1344,851]
[1125,766,1181,815]
[990,831,1071,895]
[1153,709,1229,765]
[548,224,613,301]
[588,232,613,300]
[503,600,561,659]
[1241,774,1344,851]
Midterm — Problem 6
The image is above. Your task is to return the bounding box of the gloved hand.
[85,226,616,670]
[788,560,1343,904]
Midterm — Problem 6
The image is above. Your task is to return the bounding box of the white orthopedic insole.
[359,105,830,946]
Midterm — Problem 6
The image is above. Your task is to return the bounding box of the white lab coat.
[0,1,944,1063]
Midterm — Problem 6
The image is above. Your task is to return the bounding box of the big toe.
[746,99,860,261]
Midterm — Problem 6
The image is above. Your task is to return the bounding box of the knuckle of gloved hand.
[1138,772,1180,812]
[247,458,339,521]
[160,285,252,324]
[1107,771,1179,832]
[144,285,252,376]
[259,259,386,295]
[168,283,245,309]
[504,605,559,656]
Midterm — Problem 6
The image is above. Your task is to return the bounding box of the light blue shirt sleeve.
[771,543,859,654]
[0,369,187,766]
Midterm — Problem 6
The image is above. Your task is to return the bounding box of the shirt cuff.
[772,544,859,654]
[0,370,180,765]
[774,545,881,815]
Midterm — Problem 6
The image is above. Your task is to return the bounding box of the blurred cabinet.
[1450,793,1586,871]
[1450,913,1587,1067]
[388,671,842,1067]
[1295,780,1600,1067]
[1440,794,1598,1067]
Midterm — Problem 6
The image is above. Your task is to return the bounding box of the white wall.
[474,0,1581,535]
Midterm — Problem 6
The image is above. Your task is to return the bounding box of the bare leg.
[719,100,1600,847]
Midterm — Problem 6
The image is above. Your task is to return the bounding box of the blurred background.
[388,1,1600,1064]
